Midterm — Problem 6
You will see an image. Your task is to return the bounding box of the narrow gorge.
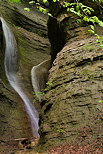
[0,0,50,152]
[0,0,103,153]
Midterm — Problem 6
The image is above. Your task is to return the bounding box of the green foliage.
[92,0,103,2]
[38,6,47,14]
[37,91,45,96]
[43,0,48,3]
[8,0,21,3]
[61,1,103,47]
[27,0,103,47]
[57,129,65,134]
[33,91,45,101]
[63,2,94,17]
[44,82,53,91]
[29,1,35,4]
[10,0,103,47]
[46,82,53,87]
[95,34,103,48]
[53,0,57,2]
[98,100,103,103]
[24,7,30,12]
[24,1,52,16]
[33,82,53,102]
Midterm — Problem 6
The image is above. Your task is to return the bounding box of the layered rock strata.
[0,1,50,145]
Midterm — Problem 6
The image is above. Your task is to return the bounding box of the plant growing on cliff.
[8,0,103,46]
[33,82,53,102]
[24,0,103,46]
[7,0,21,3]
[57,129,65,134]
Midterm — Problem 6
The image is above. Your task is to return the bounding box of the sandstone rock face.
[0,79,32,139]
[39,36,103,150]
[0,1,50,146]
[38,1,103,150]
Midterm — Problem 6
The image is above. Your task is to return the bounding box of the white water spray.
[0,17,39,137]
[31,59,51,102]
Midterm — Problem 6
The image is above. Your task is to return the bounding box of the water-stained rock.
[0,1,50,151]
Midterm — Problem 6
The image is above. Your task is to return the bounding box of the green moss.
[80,68,92,76]
[82,43,100,51]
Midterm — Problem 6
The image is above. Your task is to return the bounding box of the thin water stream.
[0,17,39,137]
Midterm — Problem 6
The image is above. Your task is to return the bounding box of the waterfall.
[0,17,39,137]
[31,59,51,102]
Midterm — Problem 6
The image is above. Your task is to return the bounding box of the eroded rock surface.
[0,1,50,152]
[38,0,103,151]
[39,36,103,150]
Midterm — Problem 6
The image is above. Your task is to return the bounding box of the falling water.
[0,17,39,137]
[31,59,51,102]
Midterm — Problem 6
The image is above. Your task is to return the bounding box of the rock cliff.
[0,1,50,150]
[0,0,103,153]
[38,0,103,151]
[39,36,103,150]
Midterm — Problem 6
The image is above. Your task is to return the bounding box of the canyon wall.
[0,1,50,144]
[38,0,103,150]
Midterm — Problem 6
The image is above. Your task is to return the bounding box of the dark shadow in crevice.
[44,103,53,114]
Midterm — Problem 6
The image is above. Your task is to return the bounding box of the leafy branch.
[7,0,103,46]
[33,82,53,102]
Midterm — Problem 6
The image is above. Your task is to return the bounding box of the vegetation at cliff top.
[6,0,103,46]
[8,0,21,3]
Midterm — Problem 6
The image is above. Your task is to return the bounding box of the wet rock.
[19,138,31,149]
[0,1,50,152]
[18,137,39,150]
